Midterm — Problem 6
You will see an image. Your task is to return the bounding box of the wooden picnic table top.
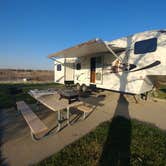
[29,91,83,112]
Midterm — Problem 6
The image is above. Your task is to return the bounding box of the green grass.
[0,83,63,109]
[156,85,166,99]
[35,117,166,166]
[150,84,166,100]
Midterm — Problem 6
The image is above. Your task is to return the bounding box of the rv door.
[65,61,74,82]
[90,56,103,84]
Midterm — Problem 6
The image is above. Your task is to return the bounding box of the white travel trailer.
[49,30,166,94]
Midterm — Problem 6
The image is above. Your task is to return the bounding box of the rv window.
[96,56,102,68]
[134,38,157,54]
[76,63,81,70]
[57,64,62,71]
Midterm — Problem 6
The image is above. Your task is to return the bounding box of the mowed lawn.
[0,83,63,109]
[35,117,166,166]
[156,85,166,99]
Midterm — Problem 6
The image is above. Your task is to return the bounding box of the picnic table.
[17,89,96,141]
[29,90,83,132]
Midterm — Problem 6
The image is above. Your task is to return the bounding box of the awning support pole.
[104,42,123,62]
[50,57,65,66]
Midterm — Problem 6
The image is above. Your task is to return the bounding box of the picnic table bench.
[16,101,49,140]
[76,103,96,119]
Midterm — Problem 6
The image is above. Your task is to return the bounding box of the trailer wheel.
[76,83,81,91]
[81,84,87,92]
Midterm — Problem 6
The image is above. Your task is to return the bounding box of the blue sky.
[0,0,165,70]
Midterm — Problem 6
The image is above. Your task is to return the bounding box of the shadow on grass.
[100,94,131,166]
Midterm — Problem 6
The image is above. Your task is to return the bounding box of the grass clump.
[35,117,166,166]
[154,85,166,99]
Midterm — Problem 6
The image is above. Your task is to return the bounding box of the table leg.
[83,112,86,120]
[57,110,61,132]
[36,101,39,111]
[67,107,70,125]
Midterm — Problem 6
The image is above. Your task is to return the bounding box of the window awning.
[48,38,126,59]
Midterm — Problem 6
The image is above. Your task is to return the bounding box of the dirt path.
[1,91,166,166]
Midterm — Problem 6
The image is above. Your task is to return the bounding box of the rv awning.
[48,38,126,59]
